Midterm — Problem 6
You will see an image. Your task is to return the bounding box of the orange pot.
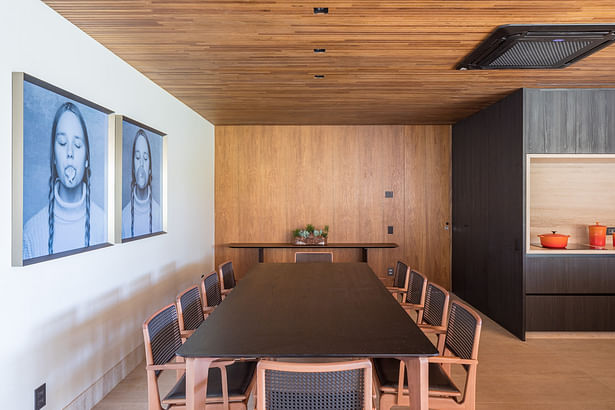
[538,231,570,248]
[589,222,607,248]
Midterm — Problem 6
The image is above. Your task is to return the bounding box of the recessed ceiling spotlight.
[313,48,326,53]
[314,74,325,79]
[313,7,328,14]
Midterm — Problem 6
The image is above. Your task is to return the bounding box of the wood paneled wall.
[215,125,451,288]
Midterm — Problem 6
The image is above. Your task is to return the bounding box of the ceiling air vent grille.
[457,24,615,70]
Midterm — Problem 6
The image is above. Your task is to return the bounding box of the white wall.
[0,1,215,408]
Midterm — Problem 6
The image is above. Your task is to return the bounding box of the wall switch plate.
[35,383,46,410]
[607,227,615,235]
[385,191,393,198]
[387,268,394,276]
[387,226,394,234]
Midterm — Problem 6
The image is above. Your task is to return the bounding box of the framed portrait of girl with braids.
[12,73,113,266]
[118,117,166,242]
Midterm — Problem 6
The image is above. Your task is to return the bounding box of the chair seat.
[162,360,257,402]
[373,358,461,398]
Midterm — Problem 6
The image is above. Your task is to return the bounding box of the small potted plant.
[292,224,329,245]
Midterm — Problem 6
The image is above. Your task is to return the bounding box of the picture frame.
[12,73,115,266]
[110,115,167,243]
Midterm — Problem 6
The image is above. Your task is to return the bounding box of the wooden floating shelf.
[528,243,615,255]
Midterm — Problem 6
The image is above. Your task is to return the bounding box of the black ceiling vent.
[457,24,615,70]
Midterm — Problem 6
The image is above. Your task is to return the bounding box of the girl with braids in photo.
[23,102,105,259]
[122,129,161,239]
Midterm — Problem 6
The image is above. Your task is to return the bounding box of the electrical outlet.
[35,383,46,410]
[387,226,394,235]
[387,267,394,276]
[607,227,615,235]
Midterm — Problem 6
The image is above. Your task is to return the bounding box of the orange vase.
[588,222,607,248]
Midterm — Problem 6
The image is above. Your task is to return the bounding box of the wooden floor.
[94,304,615,410]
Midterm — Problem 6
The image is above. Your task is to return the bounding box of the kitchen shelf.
[528,243,615,254]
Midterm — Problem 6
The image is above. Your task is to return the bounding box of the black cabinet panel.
[452,89,524,339]
[526,256,615,294]
[526,295,615,331]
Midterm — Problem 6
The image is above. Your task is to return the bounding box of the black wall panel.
[452,89,525,339]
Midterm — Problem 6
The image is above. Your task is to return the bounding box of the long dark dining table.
[176,262,438,410]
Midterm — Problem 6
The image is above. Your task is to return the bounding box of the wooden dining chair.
[218,260,238,296]
[386,261,410,302]
[201,270,223,317]
[294,251,333,263]
[143,303,257,410]
[176,285,205,340]
[373,300,482,410]
[412,281,450,346]
[257,359,373,410]
[399,269,427,320]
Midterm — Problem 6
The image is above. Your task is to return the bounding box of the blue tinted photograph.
[121,118,164,240]
[22,77,110,261]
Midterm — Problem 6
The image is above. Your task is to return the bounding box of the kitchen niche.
[527,154,615,253]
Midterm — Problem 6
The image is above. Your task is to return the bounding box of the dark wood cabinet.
[526,256,615,294]
[526,295,615,331]
[453,88,615,340]
[525,89,615,154]
[453,89,525,339]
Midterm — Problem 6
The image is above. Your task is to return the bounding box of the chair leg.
[397,361,405,405]
[379,392,398,410]
[146,371,163,410]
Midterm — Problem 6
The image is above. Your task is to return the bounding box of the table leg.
[402,356,429,410]
[185,357,215,410]
[258,248,264,263]
[361,248,368,262]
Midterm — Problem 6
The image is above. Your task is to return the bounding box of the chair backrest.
[219,260,237,290]
[295,252,333,263]
[442,301,482,362]
[176,285,204,332]
[142,303,182,371]
[201,270,223,308]
[405,269,427,305]
[257,359,372,410]
[392,261,409,288]
[418,282,450,327]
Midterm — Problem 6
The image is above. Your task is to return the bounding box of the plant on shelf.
[292,224,329,245]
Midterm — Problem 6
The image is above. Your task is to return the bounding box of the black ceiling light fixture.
[456,24,615,70]
[313,7,328,14]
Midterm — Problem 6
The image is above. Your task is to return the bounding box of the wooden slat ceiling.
[43,1,615,125]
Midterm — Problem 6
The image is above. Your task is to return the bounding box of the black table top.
[177,263,437,358]
[228,243,398,248]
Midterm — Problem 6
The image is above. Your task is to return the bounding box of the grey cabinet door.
[525,89,615,154]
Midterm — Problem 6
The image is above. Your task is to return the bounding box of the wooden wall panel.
[528,158,615,246]
[404,126,452,289]
[215,125,451,287]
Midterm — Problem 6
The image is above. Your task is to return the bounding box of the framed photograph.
[111,115,167,243]
[12,73,114,266]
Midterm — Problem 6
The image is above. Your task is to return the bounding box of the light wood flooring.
[94,306,615,410]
